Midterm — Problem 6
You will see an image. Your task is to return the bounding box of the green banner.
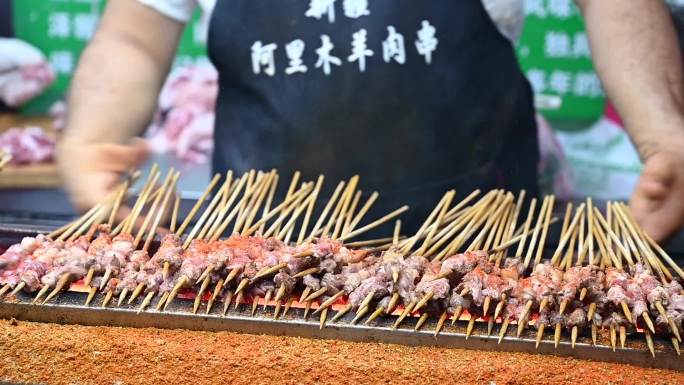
[516,0,605,120]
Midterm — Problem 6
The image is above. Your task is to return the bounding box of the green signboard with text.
[11,0,207,114]
[516,0,605,120]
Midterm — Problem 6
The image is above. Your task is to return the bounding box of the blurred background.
[0,0,681,228]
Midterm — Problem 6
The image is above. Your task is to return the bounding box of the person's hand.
[630,150,684,242]
[57,138,149,212]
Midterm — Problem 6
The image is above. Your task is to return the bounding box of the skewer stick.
[585,198,596,266]
[137,291,154,314]
[346,191,380,235]
[133,170,174,248]
[562,212,581,270]
[156,292,169,311]
[483,197,512,252]
[415,313,429,331]
[645,330,656,358]
[33,285,50,304]
[498,318,510,344]
[592,208,632,267]
[417,191,455,256]
[235,171,256,232]
[276,171,300,234]
[0,153,12,170]
[319,307,329,329]
[610,324,617,351]
[465,317,476,339]
[554,323,562,348]
[331,304,352,323]
[451,306,463,326]
[117,288,129,307]
[175,174,221,236]
[673,337,681,355]
[142,172,180,252]
[58,204,102,241]
[523,196,549,268]
[107,180,130,227]
[43,273,71,304]
[641,312,656,334]
[236,172,272,234]
[332,176,359,239]
[366,306,386,326]
[304,287,327,302]
[434,311,448,336]
[493,295,506,321]
[593,214,622,270]
[351,305,369,324]
[207,175,252,241]
[549,203,585,266]
[517,300,533,337]
[8,281,25,297]
[392,300,416,329]
[414,291,433,313]
[207,278,224,314]
[193,276,211,314]
[620,301,634,323]
[490,217,561,253]
[313,290,346,315]
[163,276,189,311]
[467,193,513,252]
[182,177,232,248]
[307,181,346,240]
[275,185,318,241]
[342,190,362,236]
[129,283,145,304]
[282,297,294,318]
[345,237,397,248]
[417,189,485,254]
[321,179,354,239]
[338,206,409,242]
[245,184,314,237]
[170,194,181,233]
[535,324,546,349]
[101,290,113,308]
[386,292,400,314]
[401,191,454,254]
[262,289,273,313]
[259,173,279,234]
[85,287,97,306]
[122,167,161,235]
[424,205,480,260]
[222,291,233,316]
[393,220,401,247]
[297,175,324,243]
[514,198,537,258]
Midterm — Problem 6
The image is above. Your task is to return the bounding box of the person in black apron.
[207,0,538,232]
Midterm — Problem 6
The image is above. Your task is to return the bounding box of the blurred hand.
[630,151,684,242]
[57,138,149,212]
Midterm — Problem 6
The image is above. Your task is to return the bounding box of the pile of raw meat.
[145,64,218,164]
[0,38,55,108]
[0,126,56,165]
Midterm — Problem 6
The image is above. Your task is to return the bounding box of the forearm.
[64,35,165,145]
[577,0,684,158]
[62,0,183,146]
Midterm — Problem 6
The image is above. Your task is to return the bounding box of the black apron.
[207,0,538,233]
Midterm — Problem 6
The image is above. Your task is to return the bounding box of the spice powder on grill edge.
[0,319,681,385]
